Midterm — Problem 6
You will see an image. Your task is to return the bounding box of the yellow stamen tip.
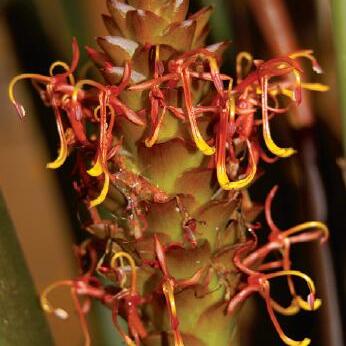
[87,157,103,177]
[296,296,322,311]
[217,141,257,190]
[195,139,215,155]
[299,338,311,346]
[301,82,329,92]
[46,145,68,169]
[263,128,296,158]
[89,173,109,208]
[110,251,137,292]
[46,113,68,169]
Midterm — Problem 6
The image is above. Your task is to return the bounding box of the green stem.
[0,191,54,346]
[331,0,346,153]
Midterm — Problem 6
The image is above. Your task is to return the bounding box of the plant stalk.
[0,191,54,346]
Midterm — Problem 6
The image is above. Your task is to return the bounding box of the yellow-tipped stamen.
[217,140,257,190]
[87,156,103,177]
[49,61,75,85]
[301,82,330,92]
[289,50,322,74]
[270,298,300,316]
[261,77,296,158]
[236,51,253,81]
[190,115,216,155]
[205,55,224,96]
[8,73,51,117]
[264,270,316,309]
[46,108,68,169]
[265,293,311,345]
[162,280,184,346]
[145,107,166,147]
[182,69,215,155]
[281,244,322,312]
[89,172,109,208]
[295,295,322,311]
[282,221,329,242]
[72,79,106,103]
[40,280,73,319]
[263,282,312,346]
[110,251,137,293]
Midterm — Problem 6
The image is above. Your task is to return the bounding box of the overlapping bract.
[9,1,330,345]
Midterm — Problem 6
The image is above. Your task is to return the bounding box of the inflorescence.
[9,36,329,346]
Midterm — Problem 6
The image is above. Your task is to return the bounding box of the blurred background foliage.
[0,0,344,345]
